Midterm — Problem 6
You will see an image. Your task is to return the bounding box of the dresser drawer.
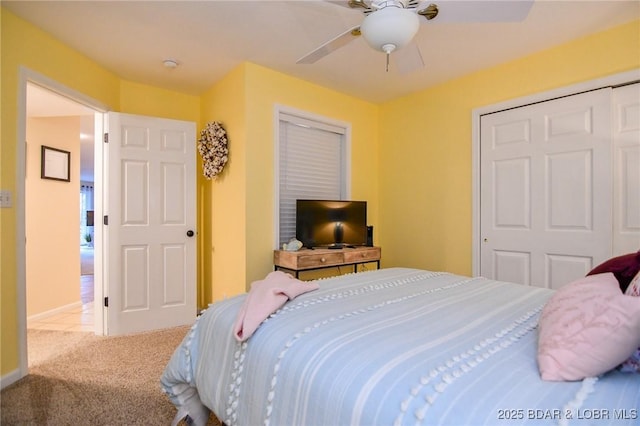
[297,252,344,268]
[274,247,381,278]
[343,247,381,263]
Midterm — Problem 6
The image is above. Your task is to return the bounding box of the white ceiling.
[26,84,96,118]
[5,0,639,104]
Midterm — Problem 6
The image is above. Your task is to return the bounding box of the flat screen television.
[296,199,367,249]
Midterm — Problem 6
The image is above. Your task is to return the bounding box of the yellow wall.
[1,9,118,380]
[199,62,380,301]
[26,117,81,316]
[119,80,200,122]
[200,65,248,302]
[378,20,640,275]
[2,4,638,383]
[243,63,379,287]
[1,9,200,379]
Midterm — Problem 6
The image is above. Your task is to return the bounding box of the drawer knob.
[321,257,326,263]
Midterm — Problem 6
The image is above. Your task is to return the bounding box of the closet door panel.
[613,83,640,254]
[480,88,612,289]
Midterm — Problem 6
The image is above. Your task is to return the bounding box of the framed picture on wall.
[41,145,71,182]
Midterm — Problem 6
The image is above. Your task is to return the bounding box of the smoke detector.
[163,59,179,69]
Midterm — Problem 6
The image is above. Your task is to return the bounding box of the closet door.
[612,83,640,254]
[480,89,612,289]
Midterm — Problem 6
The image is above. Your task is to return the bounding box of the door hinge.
[103,133,109,143]
[104,297,109,307]
[103,215,108,225]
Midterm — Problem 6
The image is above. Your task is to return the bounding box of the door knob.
[186,230,195,237]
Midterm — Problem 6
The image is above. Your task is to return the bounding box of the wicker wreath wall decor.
[197,121,229,180]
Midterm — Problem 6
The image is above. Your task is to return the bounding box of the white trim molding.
[26,301,83,324]
[14,67,109,385]
[1,369,22,390]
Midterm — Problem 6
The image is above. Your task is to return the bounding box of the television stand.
[274,246,381,279]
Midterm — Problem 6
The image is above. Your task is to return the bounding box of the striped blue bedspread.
[161,268,640,426]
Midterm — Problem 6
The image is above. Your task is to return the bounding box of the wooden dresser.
[274,246,381,278]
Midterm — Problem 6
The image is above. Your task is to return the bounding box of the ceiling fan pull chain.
[381,43,395,72]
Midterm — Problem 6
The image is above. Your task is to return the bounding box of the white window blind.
[278,113,346,246]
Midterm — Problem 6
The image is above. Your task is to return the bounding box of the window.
[275,108,350,248]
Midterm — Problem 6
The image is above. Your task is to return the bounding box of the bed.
[161,267,640,426]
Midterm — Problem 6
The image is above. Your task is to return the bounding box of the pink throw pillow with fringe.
[537,273,640,381]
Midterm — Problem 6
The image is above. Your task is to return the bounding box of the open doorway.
[14,69,108,382]
[24,83,97,338]
[80,180,95,308]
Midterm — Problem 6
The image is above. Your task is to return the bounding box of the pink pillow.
[537,273,640,381]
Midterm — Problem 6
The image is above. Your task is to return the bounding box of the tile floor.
[27,273,94,332]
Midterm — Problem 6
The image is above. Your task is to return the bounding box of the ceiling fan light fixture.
[360,6,419,53]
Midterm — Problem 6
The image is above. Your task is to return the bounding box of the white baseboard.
[1,368,23,390]
[27,301,83,324]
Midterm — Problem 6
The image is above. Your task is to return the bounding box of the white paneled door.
[480,89,614,289]
[613,83,640,255]
[105,112,196,335]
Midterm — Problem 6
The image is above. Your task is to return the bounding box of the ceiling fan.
[297,0,534,72]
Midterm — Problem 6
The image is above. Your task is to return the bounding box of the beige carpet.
[1,327,222,425]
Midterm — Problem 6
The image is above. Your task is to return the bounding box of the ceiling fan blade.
[394,41,425,75]
[325,0,371,12]
[422,0,533,23]
[297,25,361,64]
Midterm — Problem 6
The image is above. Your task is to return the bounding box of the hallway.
[27,247,94,332]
